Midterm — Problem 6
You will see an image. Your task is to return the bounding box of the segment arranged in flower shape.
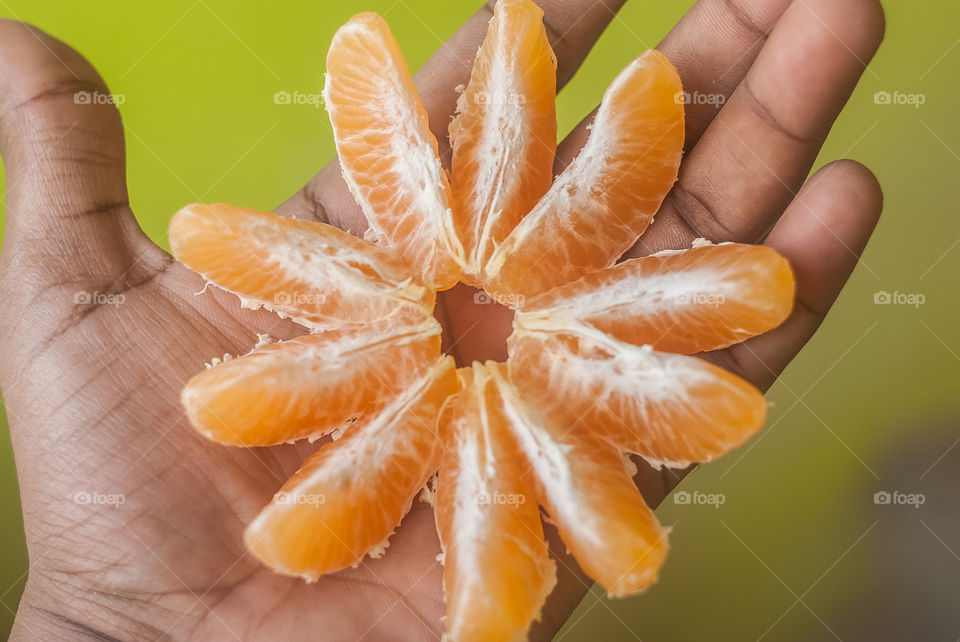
[514,242,796,354]
[508,328,770,470]
[170,203,435,331]
[246,355,458,578]
[448,0,557,284]
[324,12,464,290]
[436,364,557,641]
[482,47,685,302]
[169,1,796,640]
[181,318,442,447]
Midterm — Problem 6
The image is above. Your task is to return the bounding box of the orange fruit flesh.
[168,203,434,331]
[508,329,767,469]
[448,0,557,283]
[436,366,556,642]
[483,49,685,303]
[324,12,463,290]
[244,356,457,579]
[480,362,668,597]
[516,243,796,354]
[182,319,441,446]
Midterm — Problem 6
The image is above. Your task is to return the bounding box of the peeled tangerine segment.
[480,362,668,597]
[325,13,463,290]
[169,203,434,332]
[245,356,457,579]
[483,49,684,303]
[436,365,556,642]
[517,243,796,354]
[508,329,767,469]
[449,0,557,283]
[182,319,441,446]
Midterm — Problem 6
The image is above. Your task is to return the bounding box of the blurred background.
[0,0,957,639]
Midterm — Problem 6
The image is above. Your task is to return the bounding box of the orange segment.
[244,356,457,579]
[436,366,556,641]
[517,243,795,354]
[169,203,434,331]
[508,328,767,468]
[182,318,441,446]
[484,50,684,303]
[480,363,668,597]
[449,0,557,283]
[534,426,668,597]
[324,13,464,290]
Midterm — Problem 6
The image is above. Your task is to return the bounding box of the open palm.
[2,0,884,639]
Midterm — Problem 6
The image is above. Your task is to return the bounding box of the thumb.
[0,20,165,305]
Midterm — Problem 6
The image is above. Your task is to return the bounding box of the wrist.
[12,574,160,641]
[11,580,83,641]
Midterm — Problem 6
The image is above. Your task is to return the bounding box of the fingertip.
[845,0,886,53]
[798,0,886,64]
[821,158,884,218]
[0,19,108,104]
[0,20,120,167]
[0,19,151,297]
[766,159,883,319]
[804,159,884,249]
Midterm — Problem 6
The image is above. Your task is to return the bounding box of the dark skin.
[1,0,885,639]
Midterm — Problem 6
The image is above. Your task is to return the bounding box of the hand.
[1,0,884,639]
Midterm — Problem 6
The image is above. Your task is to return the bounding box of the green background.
[1,1,958,639]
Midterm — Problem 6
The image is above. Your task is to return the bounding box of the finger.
[705,159,883,391]
[557,0,792,167]
[0,21,164,290]
[658,0,791,148]
[633,0,885,255]
[277,0,627,231]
